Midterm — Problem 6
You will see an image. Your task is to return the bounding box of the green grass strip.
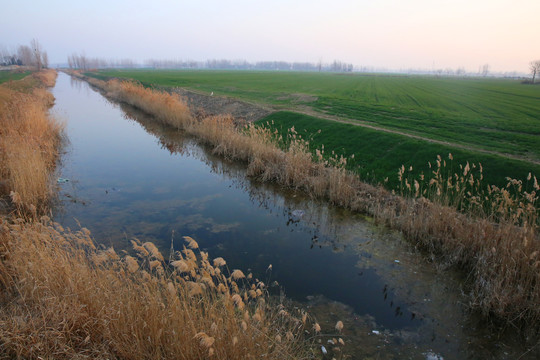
[256,111,540,189]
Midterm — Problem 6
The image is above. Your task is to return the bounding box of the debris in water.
[320,345,327,355]
[290,209,305,222]
[372,330,380,335]
[424,352,444,360]
[394,259,400,263]
[57,178,70,184]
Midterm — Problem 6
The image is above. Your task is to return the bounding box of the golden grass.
[0,70,63,211]
[0,218,321,359]
[75,74,540,331]
[0,72,352,359]
[107,79,194,128]
[32,69,58,88]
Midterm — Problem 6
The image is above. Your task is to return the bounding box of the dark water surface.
[51,73,536,360]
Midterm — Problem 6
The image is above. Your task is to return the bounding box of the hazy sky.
[2,0,539,73]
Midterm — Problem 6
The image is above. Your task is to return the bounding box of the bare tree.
[0,46,10,66]
[41,51,49,69]
[530,60,540,84]
[481,63,490,77]
[17,45,33,66]
[30,39,43,70]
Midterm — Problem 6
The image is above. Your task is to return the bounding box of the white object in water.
[424,352,444,360]
[291,209,305,221]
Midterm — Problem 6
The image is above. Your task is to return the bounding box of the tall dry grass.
[107,80,194,129]
[76,75,540,331]
[32,69,58,88]
[0,218,323,359]
[0,70,347,359]
[0,69,62,211]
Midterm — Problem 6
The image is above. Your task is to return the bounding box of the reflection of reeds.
[0,219,320,359]
[77,74,540,330]
[0,69,63,211]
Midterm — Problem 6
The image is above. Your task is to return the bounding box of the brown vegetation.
[0,71,349,359]
[0,218,323,359]
[0,69,63,211]
[74,72,539,331]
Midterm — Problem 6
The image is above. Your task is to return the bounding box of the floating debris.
[424,352,444,360]
[57,178,70,184]
[371,330,380,335]
[290,209,305,222]
[320,345,327,355]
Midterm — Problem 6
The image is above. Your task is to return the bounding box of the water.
[50,73,537,359]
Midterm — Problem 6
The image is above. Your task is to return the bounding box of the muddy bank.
[170,87,273,122]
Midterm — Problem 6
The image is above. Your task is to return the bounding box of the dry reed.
[0,218,318,359]
[0,69,63,211]
[73,74,540,331]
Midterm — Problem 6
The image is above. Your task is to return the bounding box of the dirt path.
[172,87,540,166]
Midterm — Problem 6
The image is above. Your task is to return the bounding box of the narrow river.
[50,72,534,359]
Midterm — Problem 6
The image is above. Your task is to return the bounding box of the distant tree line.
[66,55,355,73]
[0,39,48,70]
[64,52,539,80]
[67,53,136,70]
[147,59,354,72]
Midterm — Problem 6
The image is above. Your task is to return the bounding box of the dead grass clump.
[0,219,316,359]
[106,80,194,129]
[32,69,58,88]
[0,70,63,210]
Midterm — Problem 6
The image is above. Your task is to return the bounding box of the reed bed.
[0,71,344,359]
[0,218,327,359]
[0,69,63,211]
[75,74,539,331]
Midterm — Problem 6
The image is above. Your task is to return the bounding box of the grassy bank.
[0,69,62,211]
[74,73,539,332]
[0,70,33,84]
[258,111,540,189]
[88,69,540,163]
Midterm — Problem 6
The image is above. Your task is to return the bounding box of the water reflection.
[52,73,538,360]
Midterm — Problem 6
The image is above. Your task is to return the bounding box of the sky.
[2,0,539,73]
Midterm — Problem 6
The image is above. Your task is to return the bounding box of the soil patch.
[171,87,272,122]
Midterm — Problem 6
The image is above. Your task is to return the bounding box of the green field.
[87,69,540,187]
[0,70,32,84]
[258,111,540,189]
